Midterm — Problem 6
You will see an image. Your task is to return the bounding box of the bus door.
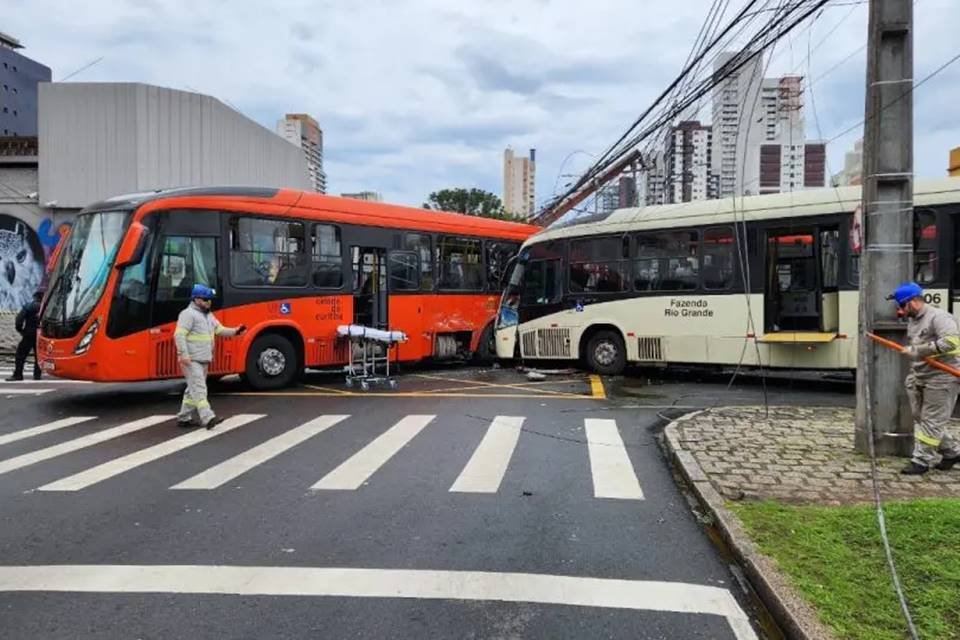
[764,229,821,332]
[352,246,387,328]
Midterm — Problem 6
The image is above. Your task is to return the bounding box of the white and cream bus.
[495,178,960,374]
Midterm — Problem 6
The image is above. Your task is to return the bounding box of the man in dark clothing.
[7,291,43,381]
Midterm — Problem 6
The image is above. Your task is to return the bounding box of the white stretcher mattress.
[336,324,407,344]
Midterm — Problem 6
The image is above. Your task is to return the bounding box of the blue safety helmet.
[190,283,216,300]
[890,281,923,306]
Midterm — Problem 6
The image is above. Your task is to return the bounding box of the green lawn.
[731,499,960,640]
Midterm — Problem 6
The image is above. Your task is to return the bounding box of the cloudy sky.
[7,0,960,207]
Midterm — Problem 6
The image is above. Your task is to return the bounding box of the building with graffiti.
[1,36,313,351]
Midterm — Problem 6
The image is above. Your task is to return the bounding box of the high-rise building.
[752,76,826,194]
[502,147,536,218]
[277,113,326,193]
[0,32,51,137]
[711,51,764,198]
[831,139,862,186]
[664,121,716,203]
[644,153,668,206]
[598,175,640,214]
[341,191,383,202]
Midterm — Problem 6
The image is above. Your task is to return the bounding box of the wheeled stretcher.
[336,324,408,390]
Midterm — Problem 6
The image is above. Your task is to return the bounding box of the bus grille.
[636,337,664,361]
[154,339,233,378]
[314,339,349,366]
[521,331,537,358]
[537,328,571,358]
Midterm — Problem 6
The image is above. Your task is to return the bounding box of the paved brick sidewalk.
[672,406,960,505]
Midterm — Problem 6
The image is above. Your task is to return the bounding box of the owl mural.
[0,215,45,311]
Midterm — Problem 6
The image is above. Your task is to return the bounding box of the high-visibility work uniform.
[174,301,239,426]
[905,304,960,467]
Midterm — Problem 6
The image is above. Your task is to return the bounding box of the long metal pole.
[855,0,914,456]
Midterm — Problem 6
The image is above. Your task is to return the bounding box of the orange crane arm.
[867,332,960,378]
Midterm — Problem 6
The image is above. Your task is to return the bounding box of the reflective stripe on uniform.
[214,326,225,335]
[182,398,211,409]
[915,431,942,447]
[186,334,214,342]
[174,328,188,336]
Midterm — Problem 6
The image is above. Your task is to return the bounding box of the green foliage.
[423,188,525,221]
[731,499,960,640]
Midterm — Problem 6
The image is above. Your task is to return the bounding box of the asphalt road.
[0,363,853,639]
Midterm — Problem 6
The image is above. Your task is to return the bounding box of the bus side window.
[635,231,699,291]
[438,236,484,291]
[230,217,308,287]
[405,233,433,290]
[311,224,343,288]
[702,227,735,291]
[486,241,519,290]
[388,251,420,291]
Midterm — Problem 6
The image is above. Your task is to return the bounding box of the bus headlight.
[75,319,100,354]
[497,306,518,329]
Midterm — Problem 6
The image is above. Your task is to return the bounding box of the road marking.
[414,373,587,398]
[223,391,595,399]
[450,416,524,493]
[584,419,644,500]
[589,375,607,399]
[37,414,265,492]
[0,415,173,476]
[0,565,757,640]
[1,388,54,396]
[312,414,434,490]
[172,415,349,490]
[0,416,97,447]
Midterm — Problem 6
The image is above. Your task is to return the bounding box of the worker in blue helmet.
[173,284,246,429]
[887,281,960,474]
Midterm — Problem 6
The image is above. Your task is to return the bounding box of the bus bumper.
[495,327,517,359]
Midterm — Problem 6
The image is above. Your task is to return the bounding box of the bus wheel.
[473,323,495,365]
[585,330,626,376]
[246,334,297,390]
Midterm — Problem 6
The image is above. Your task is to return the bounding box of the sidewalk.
[663,406,960,640]
[672,406,960,505]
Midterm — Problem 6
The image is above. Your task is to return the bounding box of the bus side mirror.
[115,222,149,268]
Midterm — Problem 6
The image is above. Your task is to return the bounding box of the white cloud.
[6,0,960,206]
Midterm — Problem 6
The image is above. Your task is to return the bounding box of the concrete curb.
[663,412,837,640]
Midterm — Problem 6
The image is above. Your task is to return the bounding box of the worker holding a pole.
[888,282,960,475]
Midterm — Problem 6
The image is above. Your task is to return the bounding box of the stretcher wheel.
[345,378,353,388]
[389,380,398,390]
[360,380,370,391]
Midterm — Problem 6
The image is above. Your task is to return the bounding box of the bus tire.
[245,333,297,390]
[473,323,495,365]
[585,330,626,376]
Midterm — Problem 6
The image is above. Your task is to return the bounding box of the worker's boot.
[934,455,960,471]
[900,461,929,475]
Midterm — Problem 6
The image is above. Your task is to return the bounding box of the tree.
[423,188,523,221]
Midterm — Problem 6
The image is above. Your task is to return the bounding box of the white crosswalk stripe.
[0,388,54,396]
[312,414,435,490]
[585,418,644,500]
[172,415,349,490]
[0,413,645,499]
[450,416,524,493]
[38,414,265,492]
[0,416,97,447]
[0,415,173,476]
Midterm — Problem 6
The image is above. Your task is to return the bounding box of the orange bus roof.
[119,186,540,242]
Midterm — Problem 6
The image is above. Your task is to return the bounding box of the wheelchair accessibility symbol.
[279,302,292,315]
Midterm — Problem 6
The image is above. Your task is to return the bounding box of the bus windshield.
[43,210,130,337]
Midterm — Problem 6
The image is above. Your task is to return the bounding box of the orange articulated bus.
[38,187,539,389]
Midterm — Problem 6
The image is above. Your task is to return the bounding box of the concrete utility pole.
[855,0,914,455]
